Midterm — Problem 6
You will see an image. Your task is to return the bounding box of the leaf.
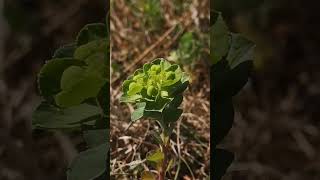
[162,107,182,123]
[120,94,142,103]
[212,99,234,146]
[131,102,146,121]
[168,80,189,97]
[141,171,156,180]
[146,149,164,163]
[211,60,252,102]
[127,82,143,96]
[211,12,230,65]
[55,72,107,107]
[213,148,234,180]
[227,33,255,69]
[60,66,86,90]
[38,58,84,99]
[83,129,109,148]
[167,95,183,108]
[53,44,76,58]
[97,82,110,117]
[32,102,100,129]
[74,39,107,61]
[67,143,108,180]
[76,23,108,46]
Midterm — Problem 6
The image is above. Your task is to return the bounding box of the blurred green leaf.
[38,58,84,100]
[60,66,86,90]
[55,72,107,107]
[67,143,108,180]
[53,44,76,58]
[227,33,255,69]
[74,39,107,61]
[211,13,230,65]
[32,103,100,129]
[83,129,109,148]
[76,23,108,46]
[212,99,234,146]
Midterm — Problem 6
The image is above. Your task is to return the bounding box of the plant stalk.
[158,133,170,180]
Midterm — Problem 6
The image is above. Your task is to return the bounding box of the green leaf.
[83,129,109,148]
[74,39,107,61]
[32,103,100,129]
[163,107,182,123]
[53,44,76,58]
[167,95,183,108]
[67,143,108,180]
[159,58,171,71]
[212,60,252,102]
[227,33,255,69]
[141,171,156,180]
[131,102,146,121]
[212,99,234,146]
[60,66,85,90]
[76,23,108,46]
[38,58,84,99]
[211,12,230,65]
[120,94,142,103]
[168,80,189,97]
[213,148,234,180]
[55,72,107,107]
[128,82,143,96]
[146,149,164,163]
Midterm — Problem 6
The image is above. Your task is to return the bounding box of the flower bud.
[147,85,157,96]
[150,65,161,74]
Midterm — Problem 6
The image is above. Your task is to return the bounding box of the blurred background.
[110,0,210,179]
[215,0,320,179]
[0,0,106,179]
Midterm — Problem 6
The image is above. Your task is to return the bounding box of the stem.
[158,133,169,180]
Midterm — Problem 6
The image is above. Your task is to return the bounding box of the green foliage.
[211,12,229,65]
[168,32,201,67]
[129,0,164,31]
[32,22,109,180]
[120,59,189,179]
[146,149,164,164]
[67,143,108,180]
[120,59,189,126]
[32,103,100,129]
[211,12,254,179]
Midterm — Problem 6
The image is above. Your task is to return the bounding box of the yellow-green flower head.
[120,58,189,107]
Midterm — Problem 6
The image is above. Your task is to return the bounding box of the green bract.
[120,58,189,122]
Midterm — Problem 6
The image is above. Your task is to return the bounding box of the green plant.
[211,12,254,179]
[32,20,109,180]
[168,32,201,67]
[128,0,164,31]
[120,59,189,180]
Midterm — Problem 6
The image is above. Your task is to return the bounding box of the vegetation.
[32,21,109,180]
[211,12,254,179]
[120,59,189,179]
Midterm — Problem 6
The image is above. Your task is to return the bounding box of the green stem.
[158,133,169,180]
